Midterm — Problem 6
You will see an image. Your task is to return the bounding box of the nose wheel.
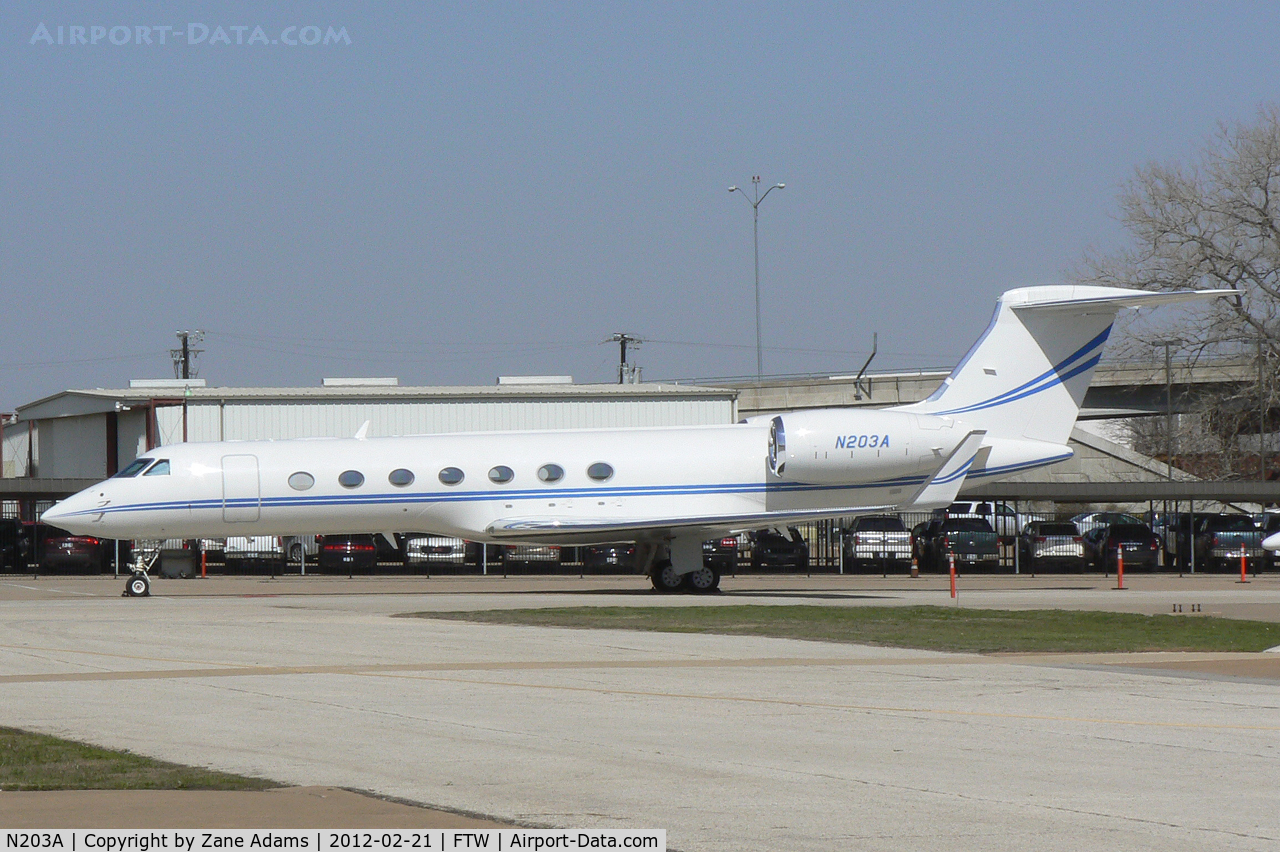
[123,572,151,597]
[122,543,159,598]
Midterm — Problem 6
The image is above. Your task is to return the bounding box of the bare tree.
[1082,106,1280,479]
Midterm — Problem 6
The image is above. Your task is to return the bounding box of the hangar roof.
[17,382,736,420]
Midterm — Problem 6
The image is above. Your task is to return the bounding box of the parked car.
[1016,521,1085,571]
[1193,514,1264,572]
[1082,522,1160,572]
[583,543,635,571]
[702,536,739,570]
[917,517,999,571]
[281,535,320,565]
[750,527,809,570]
[17,522,116,573]
[503,544,562,567]
[1145,511,1183,562]
[0,518,20,571]
[404,534,468,565]
[317,534,379,573]
[32,523,113,573]
[844,516,911,571]
[1070,511,1143,536]
[223,535,284,572]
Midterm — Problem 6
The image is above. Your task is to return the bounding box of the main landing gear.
[646,537,722,594]
[649,561,721,593]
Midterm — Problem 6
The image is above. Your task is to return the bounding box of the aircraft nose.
[40,489,101,534]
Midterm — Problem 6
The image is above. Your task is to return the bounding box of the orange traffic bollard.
[949,552,957,600]
[1114,548,1125,590]
[201,551,207,579]
[1238,546,1250,584]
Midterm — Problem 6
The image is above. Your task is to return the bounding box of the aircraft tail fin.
[900,286,1235,444]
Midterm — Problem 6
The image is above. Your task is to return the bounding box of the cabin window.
[288,472,315,491]
[143,459,171,476]
[488,465,515,484]
[115,458,153,478]
[438,467,464,485]
[388,468,415,487]
[587,462,614,482]
[538,463,564,483]
[338,470,365,488]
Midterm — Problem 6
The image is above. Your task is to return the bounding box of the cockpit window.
[114,458,153,478]
[143,459,171,476]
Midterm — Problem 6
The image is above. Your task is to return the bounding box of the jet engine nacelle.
[768,409,967,484]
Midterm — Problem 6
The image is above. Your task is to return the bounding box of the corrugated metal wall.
[34,415,105,478]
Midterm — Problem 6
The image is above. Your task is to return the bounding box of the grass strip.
[411,605,1280,654]
[0,727,278,791]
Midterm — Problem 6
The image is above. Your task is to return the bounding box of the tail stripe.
[928,324,1110,417]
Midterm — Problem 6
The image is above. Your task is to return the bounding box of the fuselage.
[44,421,952,544]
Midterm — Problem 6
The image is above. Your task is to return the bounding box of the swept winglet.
[907,429,987,511]
[354,420,371,440]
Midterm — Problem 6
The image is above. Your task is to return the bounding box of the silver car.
[405,534,468,564]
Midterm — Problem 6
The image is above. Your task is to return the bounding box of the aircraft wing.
[485,504,899,540]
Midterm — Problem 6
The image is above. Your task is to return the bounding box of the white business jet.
[44,285,1232,596]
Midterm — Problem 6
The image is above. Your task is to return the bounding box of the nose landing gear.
[124,572,151,597]
[121,540,160,597]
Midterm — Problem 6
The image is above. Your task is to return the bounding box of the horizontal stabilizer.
[1006,286,1239,312]
[907,429,986,511]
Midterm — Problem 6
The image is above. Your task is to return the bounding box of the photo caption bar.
[1,830,666,852]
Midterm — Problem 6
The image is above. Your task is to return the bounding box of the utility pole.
[608,333,644,384]
[171,330,205,380]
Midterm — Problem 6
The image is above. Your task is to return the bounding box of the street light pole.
[729,176,785,381]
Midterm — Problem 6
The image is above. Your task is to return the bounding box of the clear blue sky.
[2,1,1277,411]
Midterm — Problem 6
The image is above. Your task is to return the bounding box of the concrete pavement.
[0,574,1277,850]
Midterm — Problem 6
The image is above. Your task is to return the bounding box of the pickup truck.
[223,535,284,572]
[945,501,1044,543]
[844,515,912,570]
[1193,514,1264,571]
[915,516,1000,571]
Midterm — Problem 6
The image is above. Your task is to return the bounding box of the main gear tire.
[684,566,721,593]
[650,561,685,593]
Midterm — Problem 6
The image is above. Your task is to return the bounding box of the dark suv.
[749,527,809,570]
[0,518,20,571]
[702,536,739,570]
